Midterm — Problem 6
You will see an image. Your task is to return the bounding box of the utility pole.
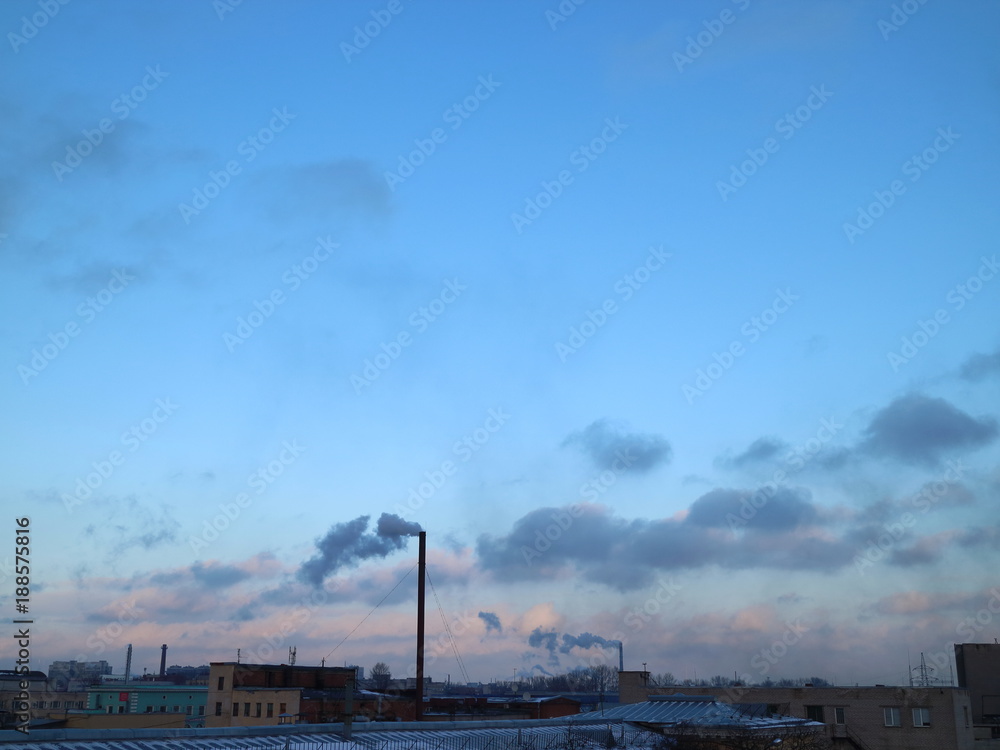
[415,531,426,720]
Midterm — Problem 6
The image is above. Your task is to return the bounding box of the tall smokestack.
[415,531,426,720]
[125,644,132,686]
[159,644,167,677]
[618,642,623,672]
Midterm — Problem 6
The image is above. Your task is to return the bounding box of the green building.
[87,684,208,727]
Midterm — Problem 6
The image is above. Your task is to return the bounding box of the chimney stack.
[159,644,167,677]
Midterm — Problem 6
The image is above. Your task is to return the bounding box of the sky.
[1,0,999,689]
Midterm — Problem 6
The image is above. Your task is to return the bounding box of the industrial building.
[620,669,977,749]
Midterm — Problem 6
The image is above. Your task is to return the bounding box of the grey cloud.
[563,419,671,473]
[728,437,786,468]
[298,513,422,586]
[860,394,998,466]
[478,611,502,634]
[959,348,1000,382]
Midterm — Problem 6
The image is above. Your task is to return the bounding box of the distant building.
[47,660,111,690]
[620,670,976,749]
[955,642,1000,741]
[206,662,366,727]
[85,683,208,727]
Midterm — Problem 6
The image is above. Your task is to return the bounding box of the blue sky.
[2,0,999,687]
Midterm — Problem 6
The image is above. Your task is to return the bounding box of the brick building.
[620,670,976,749]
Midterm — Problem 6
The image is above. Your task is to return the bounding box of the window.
[244,702,250,715]
[198,706,205,715]
[160,706,166,712]
[173,705,179,713]
[146,706,153,713]
[267,703,274,718]
[884,707,901,727]
[964,706,970,728]
[186,706,192,715]
[233,703,239,716]
[913,707,931,727]
[834,707,845,724]
[255,702,262,718]
[118,706,125,714]
[279,703,286,715]
[215,701,223,716]
[805,705,824,723]
[77,701,85,709]
[51,701,60,709]
[218,676,225,690]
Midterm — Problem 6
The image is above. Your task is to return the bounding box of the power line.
[426,569,470,684]
[323,563,417,662]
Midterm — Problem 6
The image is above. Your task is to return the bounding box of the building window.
[805,705,824,723]
[215,702,223,716]
[884,707,901,727]
[255,702,262,718]
[186,706,192,715]
[279,703,286,714]
[963,706,970,728]
[118,706,125,714]
[267,703,274,718]
[233,703,239,716]
[244,702,250,716]
[173,705,179,713]
[146,706,153,713]
[51,701,60,709]
[218,676,225,690]
[77,702,85,709]
[913,707,931,727]
[198,706,205,715]
[834,707,845,724]
[160,706,166,712]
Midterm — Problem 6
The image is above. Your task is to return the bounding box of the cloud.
[476,493,851,591]
[478,611,502,634]
[527,627,560,666]
[297,513,422,586]
[249,159,391,223]
[860,394,998,466]
[562,419,671,472]
[559,632,619,653]
[726,437,786,468]
[959,348,1000,382]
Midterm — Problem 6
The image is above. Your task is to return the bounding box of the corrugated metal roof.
[599,696,822,729]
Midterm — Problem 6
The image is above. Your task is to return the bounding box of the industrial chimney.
[159,644,167,677]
